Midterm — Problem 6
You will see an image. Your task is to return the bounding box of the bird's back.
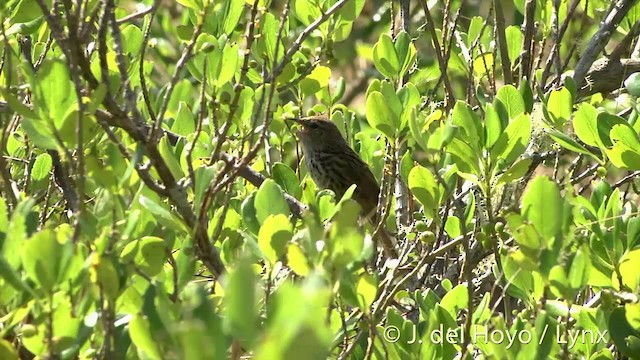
[304,143,380,218]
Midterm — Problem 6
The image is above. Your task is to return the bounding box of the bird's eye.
[308,122,319,129]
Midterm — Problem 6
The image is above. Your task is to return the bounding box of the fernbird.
[288,116,398,258]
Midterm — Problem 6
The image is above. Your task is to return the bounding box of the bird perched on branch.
[288,116,398,258]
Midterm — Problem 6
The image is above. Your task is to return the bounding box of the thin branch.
[420,0,456,108]
[520,0,537,83]
[613,170,640,189]
[116,6,155,24]
[493,0,513,84]
[541,0,581,88]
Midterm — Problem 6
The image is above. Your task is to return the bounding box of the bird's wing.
[327,146,381,217]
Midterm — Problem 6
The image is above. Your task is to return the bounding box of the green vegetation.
[1,0,640,358]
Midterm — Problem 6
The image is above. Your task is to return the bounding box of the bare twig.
[493,0,513,84]
[116,6,155,24]
[520,0,537,84]
[419,0,455,108]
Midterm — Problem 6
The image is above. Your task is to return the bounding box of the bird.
[287,116,398,258]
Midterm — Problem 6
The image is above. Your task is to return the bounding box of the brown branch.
[541,0,581,88]
[573,0,640,90]
[493,0,513,84]
[578,57,640,96]
[419,0,455,108]
[116,6,155,24]
[519,0,537,84]
[613,170,640,189]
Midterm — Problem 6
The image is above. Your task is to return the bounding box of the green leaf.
[218,42,239,85]
[484,104,502,149]
[365,91,397,139]
[573,103,603,148]
[444,216,461,238]
[512,223,542,251]
[258,214,292,264]
[356,272,378,314]
[615,248,640,291]
[452,101,482,147]
[0,197,6,233]
[408,165,439,218]
[473,53,494,79]
[373,33,400,79]
[224,257,258,348]
[10,0,43,24]
[291,0,322,26]
[548,130,601,162]
[0,89,38,119]
[287,243,309,276]
[21,229,72,293]
[129,314,162,360]
[568,246,590,291]
[299,66,331,97]
[329,200,364,267]
[241,192,261,235]
[138,195,188,233]
[489,113,531,168]
[625,72,640,97]
[120,237,167,277]
[626,303,640,331]
[549,265,573,299]
[336,0,365,21]
[170,102,195,136]
[521,176,562,245]
[505,26,523,64]
[497,158,533,185]
[609,307,640,357]
[194,165,216,213]
[440,284,469,317]
[628,217,640,249]
[122,25,144,56]
[398,83,420,129]
[448,138,481,175]
[222,0,245,35]
[33,60,75,128]
[254,179,290,224]
[21,118,57,150]
[272,163,302,199]
[519,78,534,113]
[611,124,640,150]
[495,85,525,119]
[31,153,52,181]
[158,137,185,180]
[0,339,17,360]
[394,31,416,77]
[607,125,640,170]
[597,113,628,147]
[380,80,403,119]
[546,87,572,128]
[0,255,38,298]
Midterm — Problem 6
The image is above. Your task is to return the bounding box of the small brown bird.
[288,116,398,258]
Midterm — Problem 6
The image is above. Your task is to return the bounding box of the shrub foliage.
[1,0,640,359]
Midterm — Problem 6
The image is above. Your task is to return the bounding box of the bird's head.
[287,116,346,151]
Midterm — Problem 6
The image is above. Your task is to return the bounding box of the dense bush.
[1,0,640,358]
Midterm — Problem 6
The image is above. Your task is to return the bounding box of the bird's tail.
[362,202,398,258]
[375,229,398,258]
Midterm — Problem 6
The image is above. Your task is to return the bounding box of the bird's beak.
[285,117,304,126]
[286,117,309,138]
